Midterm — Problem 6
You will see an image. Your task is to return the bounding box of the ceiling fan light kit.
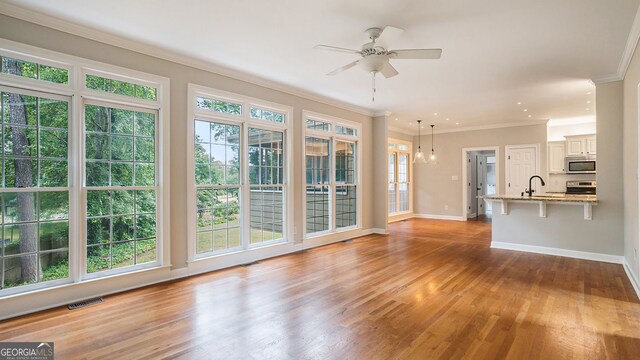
[314,26,442,101]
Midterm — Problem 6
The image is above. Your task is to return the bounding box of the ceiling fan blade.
[314,45,361,55]
[376,26,404,47]
[389,49,442,59]
[380,62,399,78]
[327,60,360,75]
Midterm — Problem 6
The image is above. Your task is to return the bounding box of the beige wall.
[0,15,376,270]
[388,130,413,142]
[412,124,547,217]
[624,41,640,281]
[373,116,389,230]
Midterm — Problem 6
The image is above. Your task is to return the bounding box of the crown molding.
[390,119,549,136]
[0,2,376,117]
[373,110,392,118]
[593,4,640,84]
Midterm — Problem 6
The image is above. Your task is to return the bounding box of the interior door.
[507,146,538,195]
[476,156,486,215]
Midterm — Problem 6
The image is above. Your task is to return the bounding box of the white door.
[506,146,538,195]
[477,156,487,215]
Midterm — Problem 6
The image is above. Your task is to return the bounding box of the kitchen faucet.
[525,175,546,196]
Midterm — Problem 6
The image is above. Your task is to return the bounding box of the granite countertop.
[482,194,598,204]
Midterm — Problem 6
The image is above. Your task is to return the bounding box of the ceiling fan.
[314,26,442,101]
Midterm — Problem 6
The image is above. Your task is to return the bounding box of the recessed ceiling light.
[446,118,450,121]
[455,122,460,125]
[528,115,532,118]
[523,109,528,112]
[586,108,590,111]
[517,102,522,105]
[586,101,591,104]
[395,118,398,120]
[587,91,592,95]
[434,113,438,116]
[421,126,425,129]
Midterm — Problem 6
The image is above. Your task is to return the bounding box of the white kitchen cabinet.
[565,134,596,156]
[548,141,566,174]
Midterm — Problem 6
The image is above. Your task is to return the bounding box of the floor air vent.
[342,239,353,243]
[68,297,104,310]
[242,261,260,267]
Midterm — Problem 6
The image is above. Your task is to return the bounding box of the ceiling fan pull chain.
[372,72,376,102]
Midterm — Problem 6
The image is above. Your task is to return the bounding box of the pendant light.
[427,124,438,165]
[413,120,427,164]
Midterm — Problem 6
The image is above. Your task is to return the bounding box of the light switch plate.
[452,176,458,181]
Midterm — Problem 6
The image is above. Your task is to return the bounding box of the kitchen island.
[481,193,621,263]
[483,193,598,220]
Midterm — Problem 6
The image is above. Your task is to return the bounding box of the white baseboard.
[468,213,477,218]
[414,214,465,221]
[388,212,414,223]
[623,258,640,300]
[491,241,623,264]
[371,228,389,235]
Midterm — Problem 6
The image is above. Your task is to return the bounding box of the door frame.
[462,146,500,221]
[505,144,541,195]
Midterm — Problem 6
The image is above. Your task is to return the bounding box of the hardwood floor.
[1,218,640,359]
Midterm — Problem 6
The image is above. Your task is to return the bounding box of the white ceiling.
[4,0,639,133]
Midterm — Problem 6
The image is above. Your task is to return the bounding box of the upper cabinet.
[565,134,596,156]
[548,141,566,174]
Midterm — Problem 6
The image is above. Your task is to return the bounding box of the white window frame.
[388,138,413,216]
[0,38,171,296]
[187,84,293,261]
[303,110,362,239]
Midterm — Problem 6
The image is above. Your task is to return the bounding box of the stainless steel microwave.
[565,156,596,174]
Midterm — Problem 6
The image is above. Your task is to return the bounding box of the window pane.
[86,74,157,101]
[196,96,241,115]
[398,154,408,183]
[1,56,68,84]
[0,191,70,289]
[388,184,397,214]
[195,187,241,255]
[305,119,331,132]
[336,125,357,136]
[388,153,396,183]
[84,105,156,187]
[250,107,285,123]
[250,186,284,245]
[2,92,69,188]
[305,137,330,184]
[399,183,410,212]
[306,186,329,234]
[249,128,284,185]
[85,189,157,273]
[193,120,240,186]
[336,186,356,229]
[335,141,355,184]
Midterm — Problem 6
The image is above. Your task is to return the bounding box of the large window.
[189,85,291,259]
[0,45,168,296]
[304,112,360,237]
[0,88,70,290]
[194,120,241,254]
[84,103,159,274]
[388,140,412,215]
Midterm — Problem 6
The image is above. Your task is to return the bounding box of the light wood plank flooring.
[1,218,639,359]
